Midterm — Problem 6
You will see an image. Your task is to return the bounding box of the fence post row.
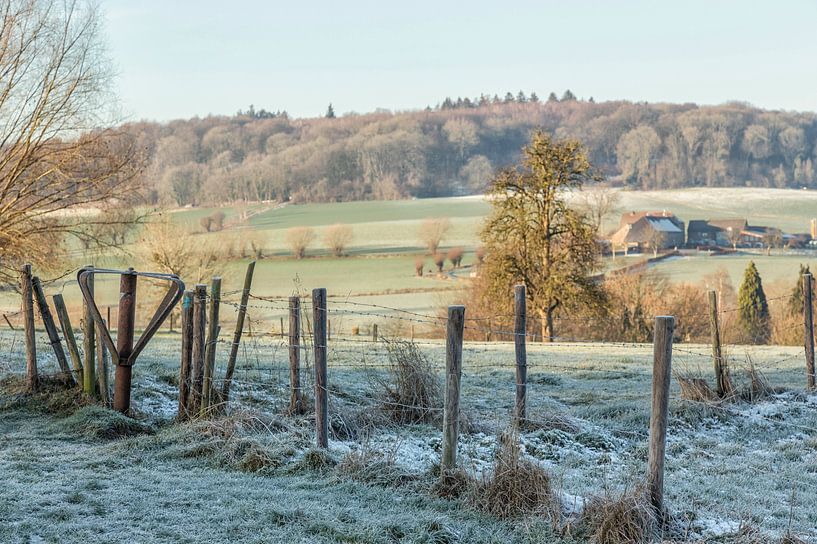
[21,264,38,392]
[112,270,137,414]
[200,277,221,416]
[82,265,96,398]
[289,296,303,415]
[313,288,328,449]
[53,294,83,386]
[223,263,255,403]
[804,273,815,390]
[441,305,465,475]
[31,276,74,385]
[178,290,194,419]
[647,315,674,519]
[189,284,207,416]
[514,285,527,425]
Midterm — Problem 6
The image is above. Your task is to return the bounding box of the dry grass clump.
[190,409,292,440]
[740,359,775,401]
[337,447,414,487]
[431,466,470,499]
[0,374,87,415]
[377,338,442,425]
[578,487,657,544]
[58,406,154,439]
[675,369,719,403]
[469,430,554,520]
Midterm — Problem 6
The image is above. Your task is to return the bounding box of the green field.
[4,188,817,330]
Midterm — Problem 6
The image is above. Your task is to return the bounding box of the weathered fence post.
[708,290,731,397]
[372,323,378,342]
[189,284,207,416]
[112,270,137,414]
[313,288,328,448]
[804,273,815,390]
[289,296,303,414]
[223,262,255,403]
[82,265,96,397]
[514,285,527,425]
[178,291,194,419]
[441,305,465,475]
[97,319,110,407]
[31,276,73,385]
[21,264,38,392]
[201,277,221,416]
[647,315,674,519]
[53,294,83,385]
[280,317,284,338]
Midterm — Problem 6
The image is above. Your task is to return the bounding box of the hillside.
[126,97,817,207]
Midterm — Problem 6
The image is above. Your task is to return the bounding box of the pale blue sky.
[103,0,817,121]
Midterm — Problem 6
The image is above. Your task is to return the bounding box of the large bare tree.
[0,0,143,285]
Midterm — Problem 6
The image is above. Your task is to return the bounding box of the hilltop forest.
[126,94,817,206]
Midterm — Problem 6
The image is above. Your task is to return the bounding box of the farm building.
[687,218,788,248]
[609,211,685,254]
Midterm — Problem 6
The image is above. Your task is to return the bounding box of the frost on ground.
[1,330,816,542]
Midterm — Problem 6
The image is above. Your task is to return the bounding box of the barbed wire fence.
[1,263,817,538]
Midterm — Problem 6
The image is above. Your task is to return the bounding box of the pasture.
[1,326,815,543]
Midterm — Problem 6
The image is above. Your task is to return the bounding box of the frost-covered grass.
[1,329,816,542]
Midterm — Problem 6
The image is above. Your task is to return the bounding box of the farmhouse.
[609,211,685,254]
[687,218,787,248]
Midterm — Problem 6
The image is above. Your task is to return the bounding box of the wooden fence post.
[21,264,38,392]
[178,290,194,420]
[53,294,83,386]
[708,290,731,397]
[112,271,137,414]
[289,296,303,414]
[313,288,328,448]
[189,284,207,416]
[514,285,527,425]
[647,315,674,518]
[372,323,378,342]
[82,265,95,397]
[201,277,221,416]
[280,317,284,338]
[804,273,815,390]
[31,276,73,385]
[223,262,255,403]
[441,305,465,474]
[97,319,110,407]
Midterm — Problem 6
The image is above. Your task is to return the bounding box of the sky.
[103,0,817,122]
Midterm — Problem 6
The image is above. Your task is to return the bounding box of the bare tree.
[285,226,316,259]
[0,1,143,284]
[418,217,451,254]
[447,247,464,268]
[646,230,667,258]
[324,224,354,257]
[137,219,225,284]
[575,185,621,234]
[726,227,742,250]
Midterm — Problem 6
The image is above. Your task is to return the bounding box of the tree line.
[127,98,817,208]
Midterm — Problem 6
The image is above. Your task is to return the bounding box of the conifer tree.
[789,264,812,316]
[547,92,559,102]
[325,103,336,118]
[738,261,770,343]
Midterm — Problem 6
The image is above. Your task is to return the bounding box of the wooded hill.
[126,96,817,206]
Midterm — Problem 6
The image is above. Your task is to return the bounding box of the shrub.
[418,217,451,254]
[377,338,442,424]
[475,246,485,264]
[433,253,445,273]
[199,215,212,232]
[447,247,464,268]
[414,257,424,277]
[285,226,316,259]
[210,210,226,231]
[324,224,354,257]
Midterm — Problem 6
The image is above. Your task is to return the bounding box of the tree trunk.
[540,308,555,342]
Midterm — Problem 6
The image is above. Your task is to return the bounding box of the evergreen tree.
[516,90,527,103]
[789,264,812,316]
[503,92,515,103]
[738,261,770,343]
[547,92,559,102]
[561,89,577,101]
[529,92,540,103]
[325,103,336,118]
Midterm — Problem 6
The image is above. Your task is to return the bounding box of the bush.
[447,247,464,268]
[324,224,354,257]
[377,338,442,424]
[199,215,212,232]
[285,226,316,259]
[433,253,445,273]
[414,256,424,277]
[210,210,226,231]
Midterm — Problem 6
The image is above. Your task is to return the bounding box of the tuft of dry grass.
[377,338,442,425]
[675,369,719,403]
[741,358,775,401]
[469,429,554,520]
[579,487,657,544]
[0,374,88,415]
[337,446,415,487]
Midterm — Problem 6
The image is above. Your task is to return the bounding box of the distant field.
[4,188,817,326]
